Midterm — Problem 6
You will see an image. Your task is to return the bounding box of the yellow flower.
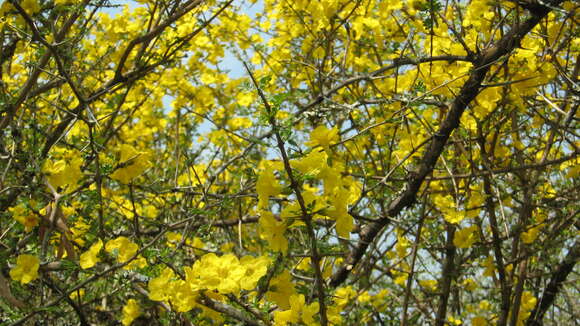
[168,279,198,312]
[239,256,269,291]
[274,309,298,326]
[453,225,479,249]
[516,291,537,325]
[481,256,496,277]
[462,278,478,291]
[185,253,249,295]
[69,289,85,300]
[297,257,311,271]
[305,125,339,150]
[9,204,39,232]
[21,0,41,15]
[291,149,328,176]
[79,239,103,269]
[357,291,372,304]
[472,316,488,326]
[522,224,544,244]
[43,150,83,191]
[110,144,151,184]
[148,267,175,302]
[448,316,462,325]
[300,297,319,325]
[444,209,466,224]
[394,272,408,286]
[419,279,438,291]
[259,211,288,253]
[55,0,77,5]
[325,186,355,238]
[274,294,319,326]
[210,254,245,294]
[236,92,255,106]
[124,255,147,270]
[121,299,141,326]
[266,271,296,309]
[334,286,356,307]
[371,289,390,309]
[10,254,40,284]
[479,300,491,311]
[256,162,282,209]
[105,237,139,263]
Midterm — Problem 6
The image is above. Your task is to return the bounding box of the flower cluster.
[148,253,269,312]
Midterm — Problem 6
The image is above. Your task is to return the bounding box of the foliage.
[0,0,578,325]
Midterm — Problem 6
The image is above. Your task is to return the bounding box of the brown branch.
[243,61,329,326]
[434,224,456,326]
[478,124,512,326]
[356,151,578,182]
[526,240,580,326]
[0,0,90,132]
[114,0,203,79]
[10,0,87,107]
[299,55,472,113]
[329,0,564,288]
[400,199,427,326]
[198,293,267,326]
[9,226,169,326]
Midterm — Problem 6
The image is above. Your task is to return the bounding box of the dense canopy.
[0,0,578,325]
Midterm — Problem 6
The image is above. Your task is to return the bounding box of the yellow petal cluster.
[105,237,146,269]
[453,225,479,249]
[148,253,269,312]
[259,211,288,253]
[10,254,40,285]
[305,125,339,150]
[256,162,282,209]
[273,294,319,326]
[121,299,141,326]
[9,204,39,232]
[80,239,103,269]
[110,144,152,184]
[265,270,296,309]
[43,149,84,191]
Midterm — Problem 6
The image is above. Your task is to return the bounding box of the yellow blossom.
[110,144,151,184]
[69,289,85,301]
[453,225,479,248]
[9,204,39,232]
[291,149,328,176]
[472,316,488,326]
[256,162,282,209]
[79,239,103,269]
[462,278,478,291]
[105,237,139,263]
[357,291,372,304]
[185,253,246,295]
[236,92,255,106]
[448,316,463,325]
[305,125,339,150]
[266,271,296,309]
[259,211,288,253]
[419,279,438,291]
[43,150,84,191]
[482,256,496,277]
[10,254,40,284]
[121,299,141,326]
[21,0,41,15]
[148,267,175,302]
[273,294,319,326]
[239,255,270,290]
[334,286,356,308]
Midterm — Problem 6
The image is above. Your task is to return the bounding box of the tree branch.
[526,240,580,326]
[329,0,564,288]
